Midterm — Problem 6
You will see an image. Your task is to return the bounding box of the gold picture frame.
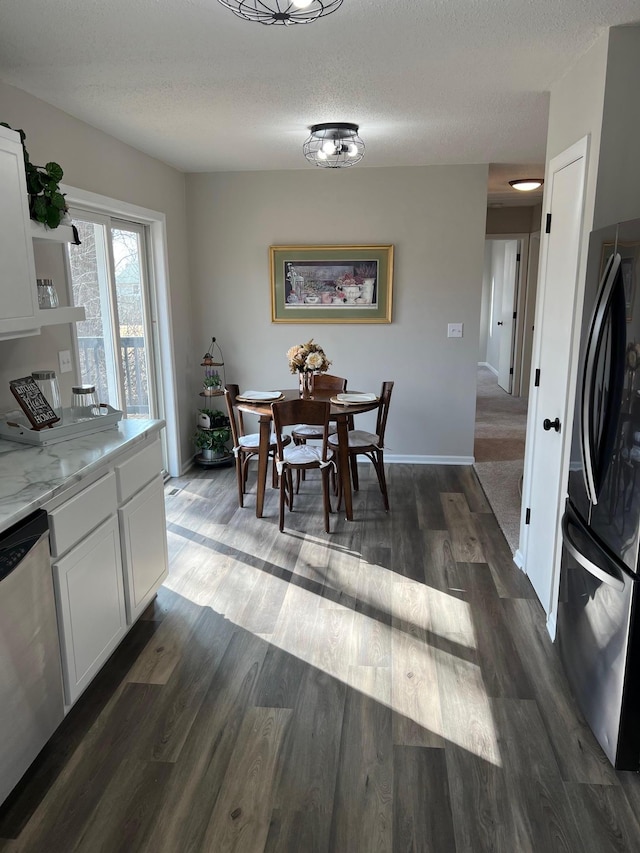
[270,244,394,323]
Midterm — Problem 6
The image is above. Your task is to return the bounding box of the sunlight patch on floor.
[165,527,503,766]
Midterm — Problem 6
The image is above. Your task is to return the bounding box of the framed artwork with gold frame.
[270,244,394,323]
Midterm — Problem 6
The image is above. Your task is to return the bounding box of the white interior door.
[520,232,541,399]
[497,240,519,392]
[520,137,588,620]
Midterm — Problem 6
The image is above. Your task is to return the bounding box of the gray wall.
[186,165,489,461]
[0,80,193,467]
[486,205,542,235]
[594,26,640,228]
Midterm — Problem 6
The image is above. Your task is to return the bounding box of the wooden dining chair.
[224,385,290,508]
[329,381,394,511]
[291,373,347,444]
[272,399,335,533]
[291,373,346,491]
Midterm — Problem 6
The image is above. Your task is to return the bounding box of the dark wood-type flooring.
[2,463,640,852]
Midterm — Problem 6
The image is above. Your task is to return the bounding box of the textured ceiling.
[1,0,639,202]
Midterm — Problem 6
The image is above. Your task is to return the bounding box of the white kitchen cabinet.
[0,125,39,339]
[45,433,167,707]
[52,515,127,705]
[119,473,169,624]
[48,471,117,557]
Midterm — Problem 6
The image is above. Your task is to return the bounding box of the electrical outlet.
[447,323,463,338]
[58,350,72,373]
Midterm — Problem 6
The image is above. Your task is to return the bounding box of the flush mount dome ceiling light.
[509,178,544,192]
[216,0,343,25]
[303,122,365,168]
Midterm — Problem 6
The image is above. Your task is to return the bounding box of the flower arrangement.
[356,262,377,281]
[336,272,357,288]
[627,342,640,371]
[287,339,331,374]
[202,366,222,393]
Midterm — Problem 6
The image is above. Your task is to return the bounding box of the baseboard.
[181,456,196,476]
[386,454,475,466]
[478,361,498,376]
[546,610,557,641]
[513,549,525,569]
[178,452,473,474]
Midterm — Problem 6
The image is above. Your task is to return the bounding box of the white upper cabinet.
[0,124,39,338]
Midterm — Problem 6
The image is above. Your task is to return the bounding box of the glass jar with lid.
[71,385,99,420]
[32,370,62,421]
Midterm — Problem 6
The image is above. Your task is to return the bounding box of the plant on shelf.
[202,367,223,395]
[197,407,229,429]
[1,122,68,229]
[194,415,231,460]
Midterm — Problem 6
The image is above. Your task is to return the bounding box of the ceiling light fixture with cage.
[303,122,365,168]
[216,0,343,26]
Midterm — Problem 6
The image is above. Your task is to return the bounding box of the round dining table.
[235,388,381,521]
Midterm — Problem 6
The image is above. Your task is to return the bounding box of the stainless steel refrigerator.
[557,216,640,770]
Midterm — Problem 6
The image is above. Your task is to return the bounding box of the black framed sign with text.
[9,376,60,429]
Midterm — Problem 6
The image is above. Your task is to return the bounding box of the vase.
[299,371,314,399]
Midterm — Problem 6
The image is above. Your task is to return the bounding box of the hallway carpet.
[474,366,528,554]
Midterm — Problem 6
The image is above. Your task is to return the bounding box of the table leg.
[336,418,354,520]
[256,415,271,518]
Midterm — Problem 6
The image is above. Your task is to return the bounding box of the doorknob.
[543,417,561,432]
[497,321,504,326]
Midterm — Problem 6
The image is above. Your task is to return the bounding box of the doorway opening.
[474,232,540,553]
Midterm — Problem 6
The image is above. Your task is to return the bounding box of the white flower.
[287,339,331,374]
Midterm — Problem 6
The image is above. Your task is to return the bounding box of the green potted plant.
[1,123,68,228]
[194,414,231,461]
[197,408,229,429]
[202,367,222,396]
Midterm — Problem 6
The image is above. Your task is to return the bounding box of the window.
[67,212,158,420]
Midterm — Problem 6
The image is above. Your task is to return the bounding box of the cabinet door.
[119,474,168,624]
[0,126,38,338]
[53,515,126,706]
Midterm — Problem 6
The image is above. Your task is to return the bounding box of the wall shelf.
[30,221,78,244]
[36,306,86,327]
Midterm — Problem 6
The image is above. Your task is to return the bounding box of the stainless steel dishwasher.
[0,509,64,807]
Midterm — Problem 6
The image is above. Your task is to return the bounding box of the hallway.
[474,366,528,554]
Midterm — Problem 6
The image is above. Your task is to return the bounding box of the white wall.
[186,165,489,462]
[0,81,193,468]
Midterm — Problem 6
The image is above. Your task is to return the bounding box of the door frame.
[61,183,180,478]
[515,136,590,637]
[485,233,531,396]
[519,231,541,399]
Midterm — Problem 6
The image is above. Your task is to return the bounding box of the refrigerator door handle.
[561,512,625,591]
[581,253,622,505]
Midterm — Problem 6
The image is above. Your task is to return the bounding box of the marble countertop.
[0,419,165,532]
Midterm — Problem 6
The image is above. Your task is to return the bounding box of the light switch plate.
[448,323,463,338]
[58,350,72,373]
